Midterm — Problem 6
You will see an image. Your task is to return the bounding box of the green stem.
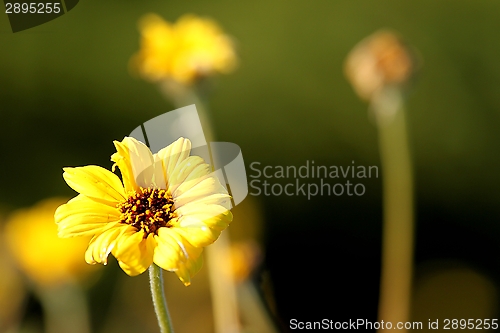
[149,263,174,333]
[373,88,415,332]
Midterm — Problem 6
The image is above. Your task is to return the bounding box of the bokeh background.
[2,0,500,332]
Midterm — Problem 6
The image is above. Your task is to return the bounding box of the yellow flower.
[55,137,233,286]
[4,198,97,287]
[130,13,237,84]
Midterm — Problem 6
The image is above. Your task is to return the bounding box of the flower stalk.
[149,263,174,333]
[344,30,419,332]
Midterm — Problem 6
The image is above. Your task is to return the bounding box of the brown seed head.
[344,30,417,101]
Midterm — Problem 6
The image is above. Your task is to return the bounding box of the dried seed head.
[344,30,418,102]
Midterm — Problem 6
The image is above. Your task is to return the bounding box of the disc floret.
[118,187,176,236]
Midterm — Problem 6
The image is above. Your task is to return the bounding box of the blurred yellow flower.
[55,137,233,286]
[228,241,261,283]
[130,13,237,85]
[4,198,96,287]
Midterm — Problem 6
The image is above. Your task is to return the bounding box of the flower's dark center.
[118,187,175,236]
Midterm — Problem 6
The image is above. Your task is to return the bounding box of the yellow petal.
[172,224,218,248]
[175,193,231,212]
[63,166,126,203]
[156,137,192,186]
[174,206,232,247]
[173,242,204,286]
[153,228,187,270]
[178,206,232,229]
[85,225,130,265]
[112,137,163,190]
[114,231,156,276]
[167,156,208,194]
[153,228,204,285]
[55,195,121,237]
[173,176,228,207]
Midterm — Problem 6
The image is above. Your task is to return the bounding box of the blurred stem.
[237,280,279,333]
[149,263,174,333]
[159,80,215,142]
[373,88,414,332]
[37,283,90,333]
[205,234,241,333]
[159,79,241,333]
